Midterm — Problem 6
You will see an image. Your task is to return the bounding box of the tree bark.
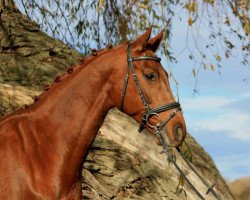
[0,1,234,199]
[0,0,81,90]
[0,0,18,12]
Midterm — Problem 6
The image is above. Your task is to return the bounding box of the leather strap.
[121,44,161,111]
[150,102,180,114]
[121,43,181,133]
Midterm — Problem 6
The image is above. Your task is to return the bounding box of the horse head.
[111,28,186,147]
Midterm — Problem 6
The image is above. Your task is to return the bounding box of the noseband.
[120,44,222,200]
[121,44,182,133]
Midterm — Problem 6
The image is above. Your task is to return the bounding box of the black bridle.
[120,43,221,200]
[121,43,182,133]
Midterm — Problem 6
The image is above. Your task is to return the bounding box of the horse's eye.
[145,74,156,81]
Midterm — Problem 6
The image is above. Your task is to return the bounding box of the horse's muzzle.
[173,126,186,146]
[156,123,186,147]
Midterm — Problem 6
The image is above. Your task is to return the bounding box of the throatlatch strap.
[120,43,220,200]
[121,44,161,112]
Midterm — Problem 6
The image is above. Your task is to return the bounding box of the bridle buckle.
[121,43,182,133]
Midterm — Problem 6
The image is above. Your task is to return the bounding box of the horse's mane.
[34,41,130,102]
[57,41,128,78]
[0,41,130,120]
[77,41,129,70]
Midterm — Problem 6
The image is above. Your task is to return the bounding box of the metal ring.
[146,112,162,128]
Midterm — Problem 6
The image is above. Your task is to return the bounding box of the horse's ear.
[146,30,164,52]
[131,27,152,51]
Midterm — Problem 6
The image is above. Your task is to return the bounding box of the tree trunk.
[0,0,18,12]
[0,1,234,199]
[0,0,81,90]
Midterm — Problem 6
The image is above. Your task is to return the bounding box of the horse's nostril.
[175,126,183,142]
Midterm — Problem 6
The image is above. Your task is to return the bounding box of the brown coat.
[0,28,186,200]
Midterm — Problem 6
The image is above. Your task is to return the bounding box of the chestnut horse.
[0,28,186,199]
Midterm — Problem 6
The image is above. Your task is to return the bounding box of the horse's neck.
[30,58,113,187]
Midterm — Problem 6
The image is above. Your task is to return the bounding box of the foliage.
[15,0,249,89]
[175,175,187,198]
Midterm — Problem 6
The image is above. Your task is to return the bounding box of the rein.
[120,43,221,200]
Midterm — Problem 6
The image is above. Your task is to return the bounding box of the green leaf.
[177,188,183,195]
[99,0,105,8]
[188,17,193,26]
[215,54,221,62]
[192,68,196,77]
[210,64,215,71]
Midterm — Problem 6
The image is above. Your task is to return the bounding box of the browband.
[121,43,182,133]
